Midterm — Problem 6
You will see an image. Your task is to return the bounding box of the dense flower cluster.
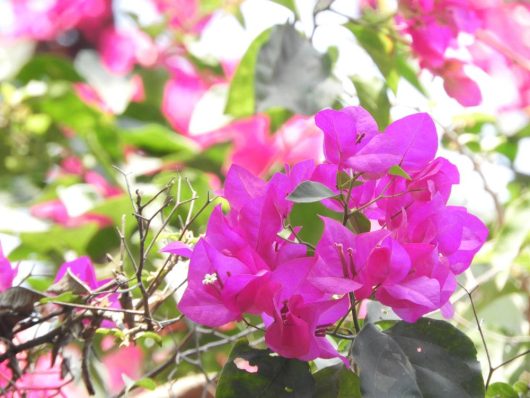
[172,106,488,361]
[396,0,530,108]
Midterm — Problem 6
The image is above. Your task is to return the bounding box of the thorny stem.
[460,283,530,389]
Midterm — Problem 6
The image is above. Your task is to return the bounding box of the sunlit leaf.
[255,24,341,115]
[287,181,336,203]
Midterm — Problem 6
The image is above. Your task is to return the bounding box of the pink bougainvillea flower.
[264,294,349,361]
[395,197,489,274]
[315,108,438,176]
[55,256,99,290]
[376,243,457,322]
[160,241,193,258]
[0,243,17,292]
[178,239,261,327]
[367,156,460,224]
[315,106,379,170]
[348,112,438,175]
[177,106,488,361]
[311,217,367,294]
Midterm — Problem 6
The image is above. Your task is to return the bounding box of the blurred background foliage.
[0,0,529,396]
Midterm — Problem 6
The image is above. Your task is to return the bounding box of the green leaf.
[40,291,81,304]
[289,201,341,247]
[395,56,426,95]
[16,54,83,83]
[9,224,99,260]
[225,28,272,117]
[95,328,126,341]
[351,76,390,129]
[135,331,163,346]
[348,211,371,234]
[134,377,157,391]
[120,123,199,156]
[216,340,315,398]
[271,0,299,16]
[388,165,412,180]
[486,383,518,398]
[314,364,361,398]
[287,181,336,203]
[352,318,485,398]
[255,24,341,115]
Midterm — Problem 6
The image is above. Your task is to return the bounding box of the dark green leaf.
[0,287,45,314]
[351,76,390,129]
[0,287,45,337]
[486,383,518,398]
[388,165,412,180]
[255,24,341,115]
[287,181,336,203]
[314,364,361,398]
[352,319,485,398]
[352,323,421,398]
[348,211,371,233]
[216,340,315,398]
[225,28,272,117]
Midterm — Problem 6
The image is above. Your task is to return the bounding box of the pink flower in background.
[31,199,113,228]
[99,27,158,75]
[0,353,88,398]
[102,344,144,395]
[440,60,482,107]
[153,0,213,34]
[9,0,111,42]
[395,0,530,109]
[0,243,17,292]
[74,83,113,114]
[162,57,209,135]
[274,115,324,165]
[84,171,121,198]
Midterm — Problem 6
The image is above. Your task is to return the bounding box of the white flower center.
[202,273,218,285]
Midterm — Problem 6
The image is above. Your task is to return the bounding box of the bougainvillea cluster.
[171,106,488,361]
[395,0,530,108]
